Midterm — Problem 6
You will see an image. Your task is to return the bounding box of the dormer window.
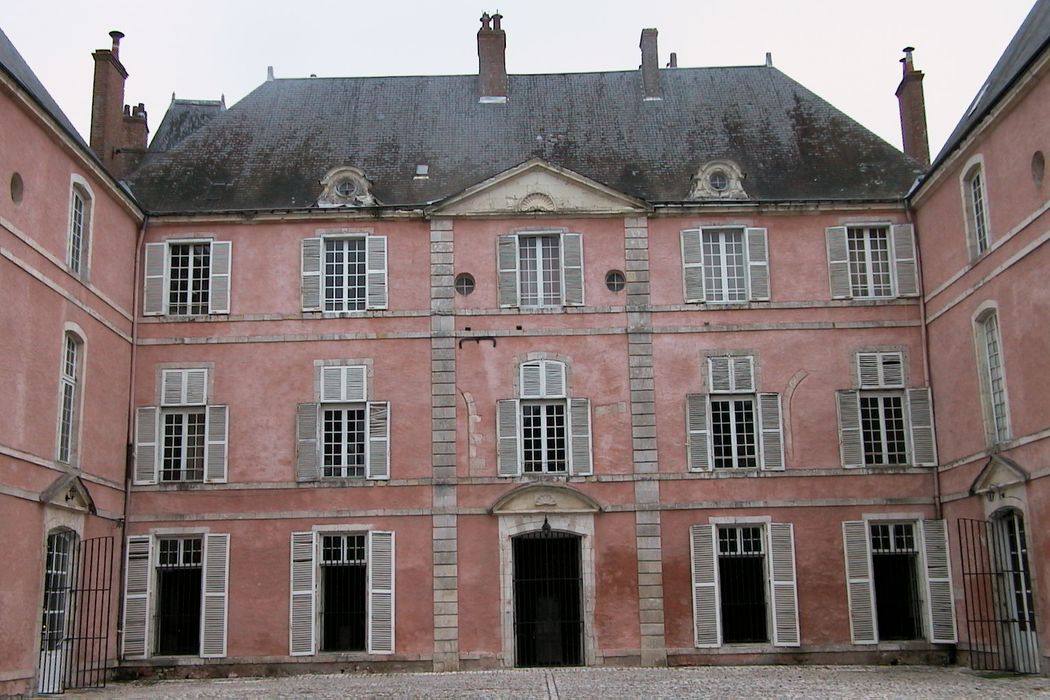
[317,166,377,208]
[689,160,748,200]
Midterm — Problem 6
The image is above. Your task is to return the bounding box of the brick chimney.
[90,31,149,178]
[640,28,661,100]
[477,12,507,103]
[896,46,930,167]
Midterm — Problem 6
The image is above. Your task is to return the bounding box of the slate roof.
[149,98,227,153]
[931,0,1050,169]
[128,66,922,214]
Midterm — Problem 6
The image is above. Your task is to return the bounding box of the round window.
[605,270,626,292]
[10,172,23,204]
[1032,151,1045,187]
[335,178,358,197]
[709,170,729,192]
[454,273,476,296]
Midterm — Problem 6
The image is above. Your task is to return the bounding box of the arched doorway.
[512,526,583,666]
[38,529,77,694]
[994,509,1038,673]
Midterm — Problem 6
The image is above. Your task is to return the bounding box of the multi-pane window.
[702,229,748,302]
[847,227,893,298]
[323,406,366,477]
[521,401,567,473]
[319,534,367,652]
[57,334,80,464]
[859,394,907,465]
[964,163,991,258]
[519,235,562,307]
[143,240,231,317]
[869,523,923,640]
[154,537,203,656]
[161,410,206,481]
[68,186,88,275]
[324,238,367,311]
[710,397,757,469]
[717,526,768,643]
[41,530,76,652]
[979,312,1009,443]
[168,242,211,315]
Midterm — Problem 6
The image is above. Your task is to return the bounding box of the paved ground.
[68,666,1050,699]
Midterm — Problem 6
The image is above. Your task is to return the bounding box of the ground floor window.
[319,534,367,651]
[154,537,203,655]
[717,526,768,643]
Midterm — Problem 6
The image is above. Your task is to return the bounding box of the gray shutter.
[746,227,770,301]
[562,233,584,306]
[768,523,800,647]
[520,362,543,399]
[568,398,593,476]
[891,223,919,298]
[366,235,388,309]
[920,519,957,643]
[289,532,315,655]
[681,229,705,303]
[758,393,785,471]
[689,524,721,647]
[320,366,343,402]
[826,226,851,299]
[134,407,158,485]
[122,535,152,659]
[204,405,228,483]
[731,356,755,392]
[296,403,320,481]
[367,401,390,480]
[881,353,904,388]
[186,369,208,405]
[686,394,711,472]
[497,399,521,477]
[209,241,231,314]
[497,235,519,307]
[708,357,732,393]
[857,353,882,389]
[346,365,368,402]
[543,361,566,398]
[143,242,166,315]
[837,390,864,468]
[842,520,877,644]
[368,530,395,654]
[301,238,322,311]
[162,369,184,406]
[200,533,229,658]
[908,388,937,466]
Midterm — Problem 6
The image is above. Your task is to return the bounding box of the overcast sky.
[0,1,1037,159]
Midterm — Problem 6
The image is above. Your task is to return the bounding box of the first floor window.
[519,235,562,307]
[825,224,917,300]
[869,523,923,640]
[497,231,583,308]
[168,242,211,315]
[717,526,768,643]
[154,538,203,655]
[143,240,231,316]
[323,406,366,478]
[521,401,567,473]
[324,238,366,311]
[68,185,89,275]
[847,226,892,298]
[161,410,206,481]
[837,386,936,468]
[859,394,907,465]
[57,333,81,464]
[710,397,758,469]
[979,311,1009,444]
[319,534,367,651]
[702,228,747,302]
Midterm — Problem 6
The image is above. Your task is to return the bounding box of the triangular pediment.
[39,474,96,514]
[490,483,602,514]
[431,159,647,216]
[970,455,1029,495]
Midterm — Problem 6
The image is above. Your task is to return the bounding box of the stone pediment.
[970,455,1029,496]
[39,474,96,515]
[431,159,647,216]
[490,483,602,515]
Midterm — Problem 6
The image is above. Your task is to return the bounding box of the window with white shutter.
[297,365,390,481]
[841,519,956,645]
[136,368,227,484]
[496,232,584,308]
[301,235,388,312]
[680,227,770,303]
[825,225,917,300]
[690,522,800,648]
[143,240,232,316]
[688,356,784,472]
[201,533,230,658]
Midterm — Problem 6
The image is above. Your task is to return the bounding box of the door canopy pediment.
[39,474,96,515]
[431,159,647,217]
[490,482,602,515]
[970,454,1029,496]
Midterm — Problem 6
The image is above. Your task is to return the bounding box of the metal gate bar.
[513,529,583,667]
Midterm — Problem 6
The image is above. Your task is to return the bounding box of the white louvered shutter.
[880,353,904,388]
[746,227,770,301]
[543,361,566,398]
[690,524,721,648]
[520,362,544,399]
[837,390,864,468]
[200,533,229,658]
[857,352,903,389]
[366,235,388,309]
[497,400,521,477]
[908,388,937,467]
[204,405,229,483]
[708,357,732,393]
[568,398,592,476]
[122,535,152,658]
[296,403,320,481]
[758,393,785,471]
[368,530,395,654]
[163,368,208,406]
[143,243,166,315]
[497,235,519,307]
[920,519,957,643]
[826,226,851,299]
[768,523,800,647]
[321,365,368,403]
[134,407,158,485]
[289,532,315,655]
[686,395,711,471]
[731,356,755,392]
[842,520,877,644]
[562,233,584,306]
[681,229,705,303]
[891,224,919,298]
[301,238,323,311]
[209,241,231,314]
[367,401,390,480]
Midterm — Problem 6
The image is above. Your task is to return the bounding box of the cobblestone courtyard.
[68,666,1050,699]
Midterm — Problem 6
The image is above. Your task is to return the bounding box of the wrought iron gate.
[958,516,1039,673]
[513,528,583,667]
[38,534,113,694]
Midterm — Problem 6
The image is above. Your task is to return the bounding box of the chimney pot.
[765,52,773,67]
[109,30,124,57]
[492,12,502,30]
[267,66,275,81]
[667,52,678,68]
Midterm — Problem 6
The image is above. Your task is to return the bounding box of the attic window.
[317,166,377,208]
[709,170,729,192]
[335,179,358,197]
[689,160,748,200]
